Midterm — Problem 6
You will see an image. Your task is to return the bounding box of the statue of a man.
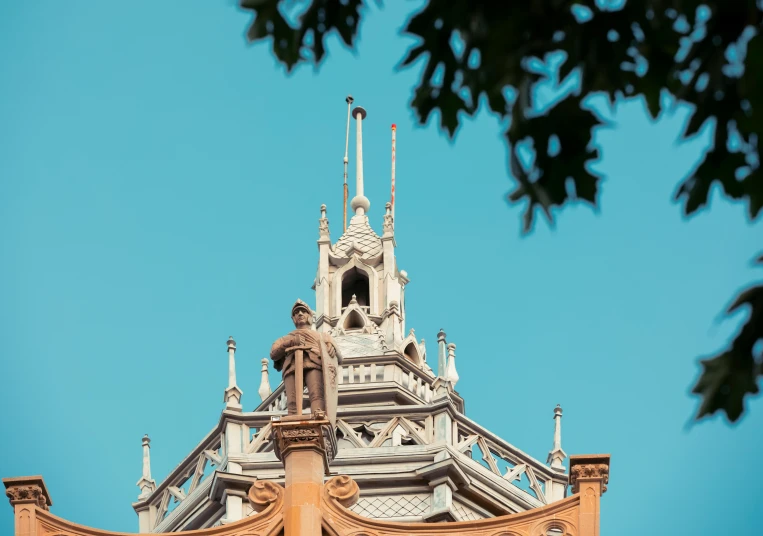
[270,300,342,423]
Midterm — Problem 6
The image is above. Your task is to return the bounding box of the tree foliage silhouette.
[240,0,763,422]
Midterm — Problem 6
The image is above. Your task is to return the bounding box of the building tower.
[119,104,573,531]
[3,100,612,536]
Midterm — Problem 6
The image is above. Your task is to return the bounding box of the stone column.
[3,476,52,536]
[424,386,458,522]
[272,415,336,536]
[569,454,610,536]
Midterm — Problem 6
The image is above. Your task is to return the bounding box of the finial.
[446,342,459,386]
[547,404,567,470]
[383,202,394,236]
[224,335,243,411]
[350,294,358,305]
[137,433,156,499]
[350,105,371,216]
[319,204,330,238]
[259,358,272,401]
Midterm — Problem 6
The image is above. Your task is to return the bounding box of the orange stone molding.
[3,476,284,536]
[4,453,610,536]
[321,475,581,536]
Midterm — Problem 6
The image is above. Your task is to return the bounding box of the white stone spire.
[547,404,568,470]
[446,342,459,387]
[224,336,243,411]
[136,434,156,499]
[258,358,272,401]
[437,329,447,377]
[350,106,370,216]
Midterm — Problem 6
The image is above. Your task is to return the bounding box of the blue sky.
[1,2,761,535]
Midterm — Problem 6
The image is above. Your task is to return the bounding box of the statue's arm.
[270,334,295,366]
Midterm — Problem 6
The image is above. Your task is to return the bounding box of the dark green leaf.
[692,349,760,422]
[241,0,763,422]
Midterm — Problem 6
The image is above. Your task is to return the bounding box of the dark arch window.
[403,342,420,364]
[344,309,365,331]
[341,268,370,309]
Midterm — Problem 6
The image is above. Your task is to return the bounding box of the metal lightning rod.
[391,124,396,226]
[343,95,354,231]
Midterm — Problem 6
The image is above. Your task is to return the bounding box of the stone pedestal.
[569,454,610,536]
[272,414,336,536]
[3,476,52,536]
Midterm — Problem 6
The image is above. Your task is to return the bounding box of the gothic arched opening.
[343,309,366,331]
[403,342,420,365]
[341,268,370,310]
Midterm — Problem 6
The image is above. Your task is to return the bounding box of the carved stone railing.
[453,416,567,506]
[339,361,435,402]
[133,430,224,531]
[264,357,439,412]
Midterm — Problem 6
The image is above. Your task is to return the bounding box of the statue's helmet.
[291,299,313,317]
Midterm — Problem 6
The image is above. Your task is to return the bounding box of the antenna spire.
[350,106,370,216]
[391,124,396,226]
[343,95,353,231]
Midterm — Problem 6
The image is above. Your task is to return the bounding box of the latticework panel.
[349,494,431,519]
[452,500,484,522]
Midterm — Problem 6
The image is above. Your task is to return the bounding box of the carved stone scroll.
[325,475,360,508]
[247,480,283,513]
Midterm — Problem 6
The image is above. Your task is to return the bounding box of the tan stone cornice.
[271,417,337,474]
[3,475,51,511]
[569,454,611,494]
